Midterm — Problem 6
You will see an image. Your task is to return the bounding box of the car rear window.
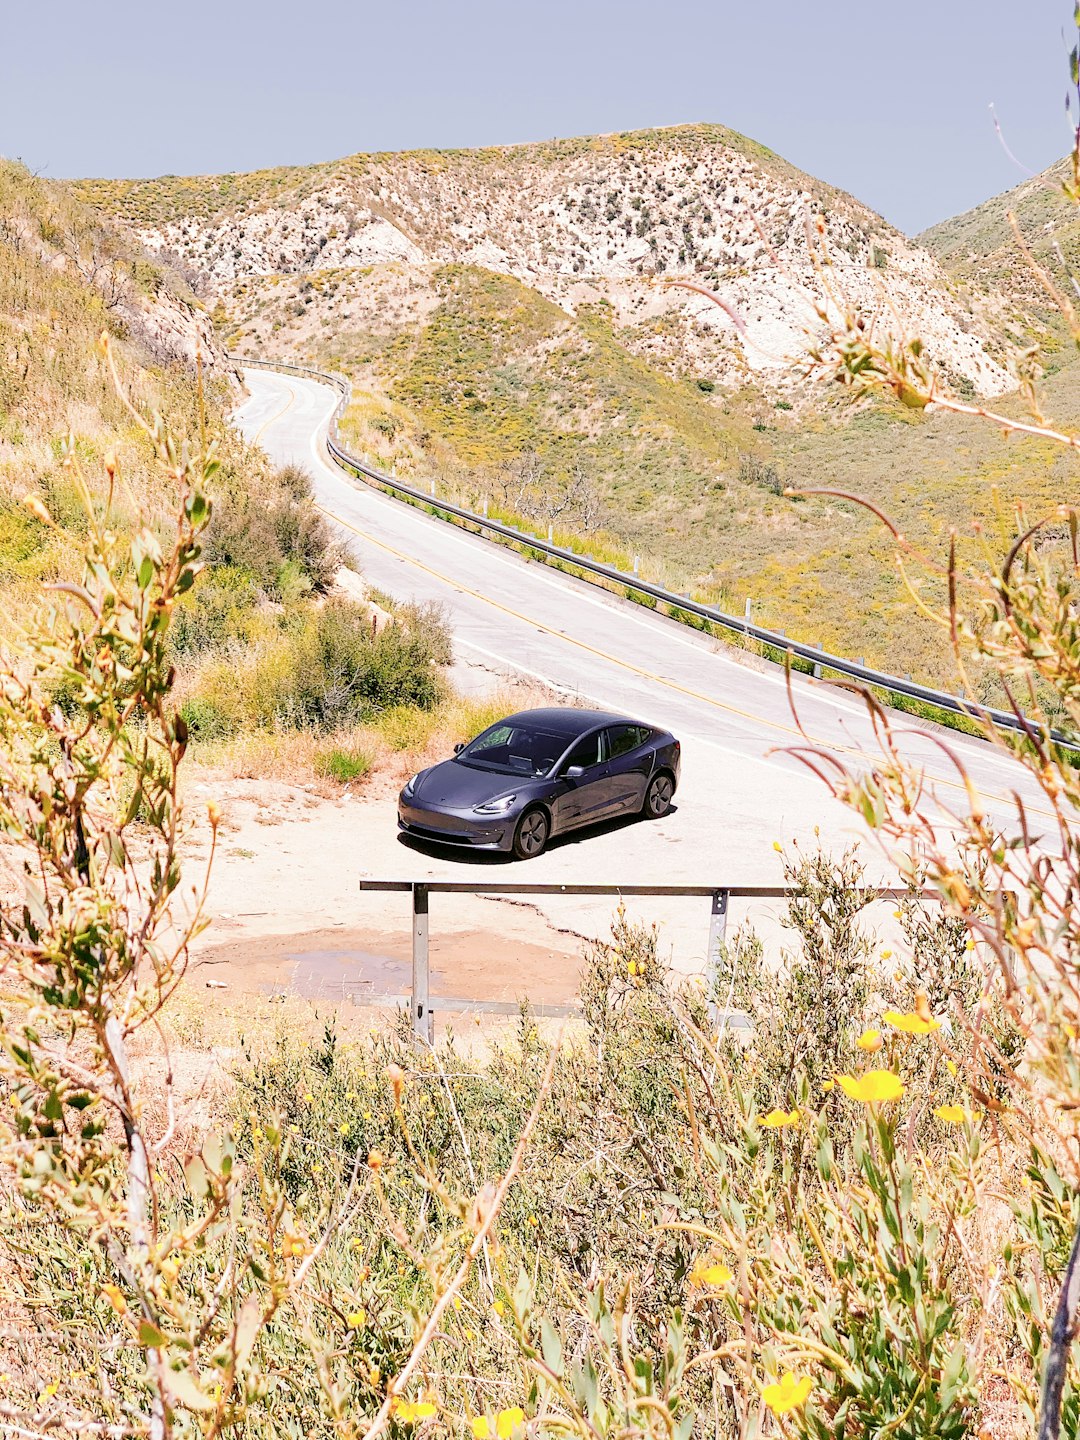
[606,725,649,758]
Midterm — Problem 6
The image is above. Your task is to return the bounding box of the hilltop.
[75,125,1009,397]
[920,155,1080,357]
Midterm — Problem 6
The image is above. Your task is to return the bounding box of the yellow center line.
[317,502,808,740]
[253,382,296,443]
[314,503,1054,822]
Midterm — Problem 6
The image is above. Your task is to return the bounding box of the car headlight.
[403,773,419,798]
[474,793,517,814]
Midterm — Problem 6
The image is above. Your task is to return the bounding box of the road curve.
[232,367,1044,898]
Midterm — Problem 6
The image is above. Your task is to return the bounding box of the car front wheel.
[642,772,674,819]
[512,807,550,860]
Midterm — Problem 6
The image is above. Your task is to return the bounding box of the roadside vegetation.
[0,159,459,786]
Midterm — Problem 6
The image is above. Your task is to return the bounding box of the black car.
[397,707,681,859]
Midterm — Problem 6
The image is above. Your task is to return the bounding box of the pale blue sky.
[2,0,1075,233]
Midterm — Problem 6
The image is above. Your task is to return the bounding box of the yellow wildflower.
[339,1122,350,1137]
[42,1380,59,1398]
[836,1071,905,1104]
[472,1420,492,1440]
[856,1029,883,1052]
[773,841,783,852]
[347,1309,366,1329]
[303,1092,315,1103]
[945,1059,958,1077]
[934,1104,979,1124]
[762,1372,813,1414]
[101,1282,127,1316]
[883,1009,940,1035]
[496,1407,526,1437]
[527,1214,539,1227]
[689,1259,734,1288]
[391,1398,436,1423]
[492,1299,505,1317]
[759,1107,800,1129]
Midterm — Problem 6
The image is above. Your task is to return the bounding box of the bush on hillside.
[182,596,449,737]
[205,460,341,596]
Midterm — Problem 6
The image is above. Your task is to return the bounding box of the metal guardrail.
[234,353,1070,749]
[358,879,916,1041]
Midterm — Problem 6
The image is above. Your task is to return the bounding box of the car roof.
[497,707,650,738]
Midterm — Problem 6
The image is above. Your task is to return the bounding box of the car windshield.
[456,722,567,777]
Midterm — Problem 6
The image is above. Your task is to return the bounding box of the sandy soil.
[180,766,599,1016]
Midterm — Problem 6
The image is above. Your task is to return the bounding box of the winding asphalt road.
[231,367,1047,954]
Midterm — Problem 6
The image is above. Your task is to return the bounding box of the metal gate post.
[412,884,433,1043]
[707,889,730,1028]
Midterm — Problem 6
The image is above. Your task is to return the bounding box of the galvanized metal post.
[813,642,823,680]
[707,889,730,1027]
[411,884,433,1043]
[633,554,640,576]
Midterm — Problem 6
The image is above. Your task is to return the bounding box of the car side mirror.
[453,742,465,754]
[563,764,585,779]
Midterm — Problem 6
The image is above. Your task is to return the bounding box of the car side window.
[563,731,604,771]
[606,725,646,759]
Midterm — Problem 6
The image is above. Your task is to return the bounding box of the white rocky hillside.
[77,125,1012,396]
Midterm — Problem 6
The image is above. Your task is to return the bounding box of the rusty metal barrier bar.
[357,879,915,1042]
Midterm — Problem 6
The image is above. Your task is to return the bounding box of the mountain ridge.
[74,123,1011,398]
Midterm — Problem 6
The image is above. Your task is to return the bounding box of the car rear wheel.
[642,771,674,819]
[512,807,550,860]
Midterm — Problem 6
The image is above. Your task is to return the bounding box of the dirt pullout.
[190,924,585,1009]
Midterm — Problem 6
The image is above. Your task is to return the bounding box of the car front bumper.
[397,798,515,851]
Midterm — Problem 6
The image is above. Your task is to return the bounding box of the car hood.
[411,760,534,808]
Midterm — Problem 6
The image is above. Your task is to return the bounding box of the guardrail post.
[482,496,489,518]
[813,642,823,679]
[412,884,433,1044]
[707,889,730,1028]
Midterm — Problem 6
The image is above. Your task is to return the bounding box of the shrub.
[186,598,450,735]
[738,450,785,495]
[314,740,374,782]
[375,703,440,751]
[169,562,262,656]
[205,461,341,593]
